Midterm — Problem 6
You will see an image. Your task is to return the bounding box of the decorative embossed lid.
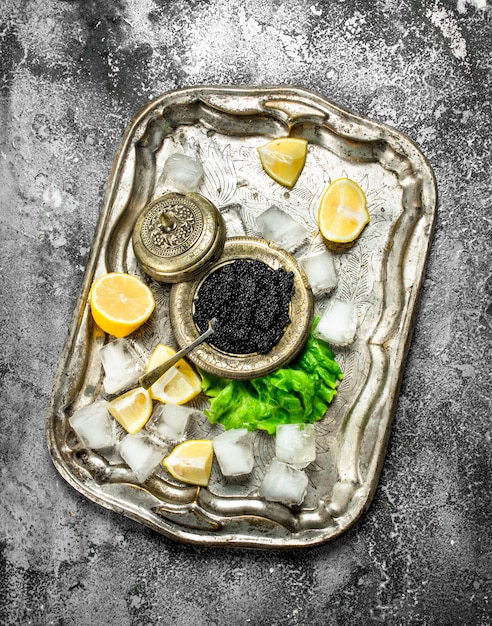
[132,192,225,282]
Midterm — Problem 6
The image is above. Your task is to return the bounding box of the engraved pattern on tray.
[46,86,436,548]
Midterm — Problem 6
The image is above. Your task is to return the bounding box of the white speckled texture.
[1,0,491,624]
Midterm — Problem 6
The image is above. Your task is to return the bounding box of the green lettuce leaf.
[199,321,343,435]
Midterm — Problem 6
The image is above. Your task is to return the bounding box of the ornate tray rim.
[46,85,437,549]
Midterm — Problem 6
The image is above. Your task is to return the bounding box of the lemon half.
[90,272,155,338]
[318,178,370,244]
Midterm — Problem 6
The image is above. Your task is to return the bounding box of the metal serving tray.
[47,86,437,549]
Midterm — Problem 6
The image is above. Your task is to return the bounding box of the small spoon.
[139,318,217,390]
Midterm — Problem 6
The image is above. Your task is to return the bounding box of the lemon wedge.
[163,439,214,486]
[89,272,155,338]
[146,344,201,405]
[318,178,370,244]
[257,137,308,188]
[108,387,152,434]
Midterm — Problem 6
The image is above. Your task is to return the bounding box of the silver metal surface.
[46,85,437,549]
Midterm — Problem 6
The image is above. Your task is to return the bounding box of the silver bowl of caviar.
[170,237,314,380]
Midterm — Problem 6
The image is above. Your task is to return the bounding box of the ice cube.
[259,459,308,506]
[99,339,145,395]
[119,432,164,483]
[146,403,197,441]
[313,298,358,346]
[69,401,115,449]
[275,423,316,469]
[159,153,204,192]
[256,206,310,253]
[213,428,254,476]
[220,204,247,236]
[298,249,338,295]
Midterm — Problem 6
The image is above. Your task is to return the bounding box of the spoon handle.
[139,318,217,389]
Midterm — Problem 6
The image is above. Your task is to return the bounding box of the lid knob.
[159,210,177,232]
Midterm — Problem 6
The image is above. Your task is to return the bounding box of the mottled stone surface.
[1,1,491,624]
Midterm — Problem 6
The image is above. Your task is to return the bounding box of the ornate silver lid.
[132,192,225,282]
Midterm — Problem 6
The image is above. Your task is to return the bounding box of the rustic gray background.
[1,0,491,624]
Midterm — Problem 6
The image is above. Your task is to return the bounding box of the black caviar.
[193,259,295,354]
